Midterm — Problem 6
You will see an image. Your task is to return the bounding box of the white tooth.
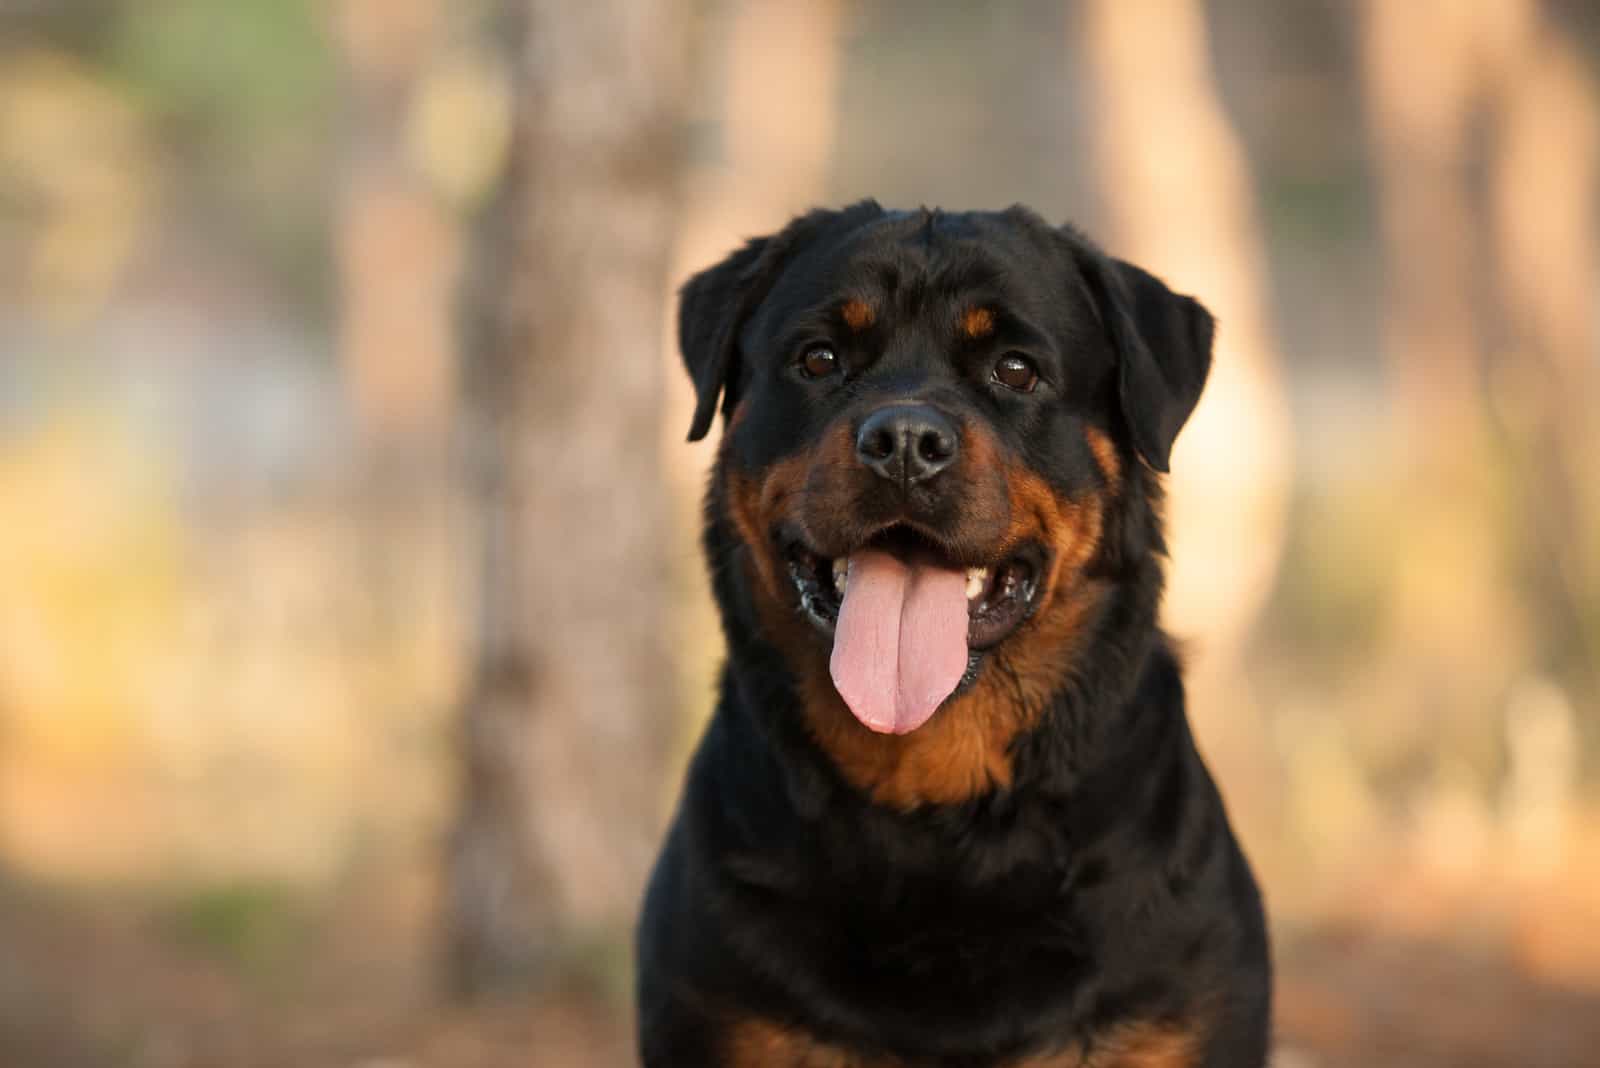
[965,567,987,601]
[833,557,849,593]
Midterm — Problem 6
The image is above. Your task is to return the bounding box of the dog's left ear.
[1077,248,1214,473]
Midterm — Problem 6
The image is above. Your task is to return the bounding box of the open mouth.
[781,525,1047,736]
[785,527,1045,650]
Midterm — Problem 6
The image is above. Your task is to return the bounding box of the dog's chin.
[779,523,1048,677]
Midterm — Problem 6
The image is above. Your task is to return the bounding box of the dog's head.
[682,202,1212,807]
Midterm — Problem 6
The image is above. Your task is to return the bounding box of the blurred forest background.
[1,1,1598,1066]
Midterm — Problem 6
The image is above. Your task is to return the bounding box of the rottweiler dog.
[638,202,1270,1067]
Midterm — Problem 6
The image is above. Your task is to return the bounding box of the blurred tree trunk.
[335,0,457,453]
[1481,1,1600,685]
[1357,0,1598,877]
[1357,0,1595,741]
[1358,2,1496,741]
[446,0,689,992]
[1356,1,1512,833]
[1358,0,1487,461]
[1077,0,1292,805]
[333,0,466,852]
[1365,0,1597,500]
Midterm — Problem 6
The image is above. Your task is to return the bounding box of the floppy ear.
[1077,249,1215,473]
[679,235,773,442]
[679,200,883,441]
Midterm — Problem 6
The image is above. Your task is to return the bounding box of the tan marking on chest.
[725,1018,902,1068]
[1013,1022,1200,1067]
[725,1017,1201,1068]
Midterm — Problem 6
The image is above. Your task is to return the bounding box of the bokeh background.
[2,1,1598,1065]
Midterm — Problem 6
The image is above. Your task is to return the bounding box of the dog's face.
[682,203,1212,807]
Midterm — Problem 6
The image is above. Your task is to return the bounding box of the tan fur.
[725,454,809,610]
[725,1018,902,1067]
[724,1017,1202,1068]
[1016,1020,1202,1067]
[842,298,876,331]
[1084,425,1121,492]
[959,306,997,339]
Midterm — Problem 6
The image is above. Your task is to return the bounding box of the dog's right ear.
[679,201,882,441]
[679,235,774,442]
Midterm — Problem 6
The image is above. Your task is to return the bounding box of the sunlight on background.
[0,1,1596,1065]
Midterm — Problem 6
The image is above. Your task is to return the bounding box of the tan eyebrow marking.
[959,306,996,339]
[841,298,875,331]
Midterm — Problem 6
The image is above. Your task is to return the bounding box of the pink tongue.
[828,549,970,735]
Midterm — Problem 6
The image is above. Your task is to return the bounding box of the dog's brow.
[778,307,850,349]
[959,306,996,339]
[840,298,875,331]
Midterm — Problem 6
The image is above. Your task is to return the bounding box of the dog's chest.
[723,1015,1202,1068]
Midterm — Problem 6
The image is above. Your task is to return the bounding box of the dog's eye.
[991,354,1039,392]
[800,346,839,379]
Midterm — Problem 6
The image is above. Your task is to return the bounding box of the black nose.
[855,404,960,486]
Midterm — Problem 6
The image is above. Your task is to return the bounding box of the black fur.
[640,203,1270,1066]
[1075,247,1214,474]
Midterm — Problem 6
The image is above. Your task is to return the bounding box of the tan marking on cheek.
[722,452,808,611]
[959,305,996,339]
[841,298,875,332]
[719,422,863,655]
[955,467,1106,733]
[957,425,1015,536]
[724,1018,902,1068]
[1085,425,1121,492]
